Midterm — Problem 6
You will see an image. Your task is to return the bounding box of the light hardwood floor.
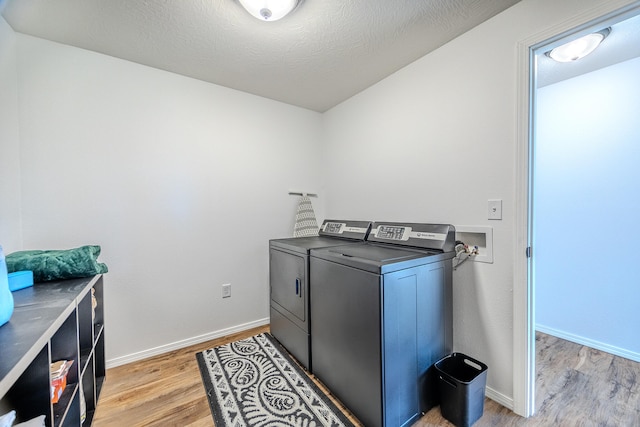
[92,327,639,426]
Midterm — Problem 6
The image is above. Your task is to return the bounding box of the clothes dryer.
[310,222,455,427]
[269,219,371,371]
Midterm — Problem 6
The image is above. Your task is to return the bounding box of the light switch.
[488,199,502,220]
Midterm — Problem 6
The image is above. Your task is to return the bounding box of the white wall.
[535,57,640,361]
[321,0,632,404]
[0,16,22,253]
[15,34,324,363]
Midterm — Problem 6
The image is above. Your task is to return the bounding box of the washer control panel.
[376,225,409,241]
[369,222,456,252]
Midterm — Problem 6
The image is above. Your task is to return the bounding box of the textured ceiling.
[1,0,521,112]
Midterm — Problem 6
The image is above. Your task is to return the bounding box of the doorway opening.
[514,0,640,418]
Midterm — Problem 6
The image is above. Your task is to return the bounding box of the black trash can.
[434,353,488,427]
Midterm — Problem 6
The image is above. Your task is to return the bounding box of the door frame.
[513,0,640,417]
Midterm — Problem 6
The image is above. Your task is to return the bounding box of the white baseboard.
[106,317,270,369]
[536,325,640,363]
[485,386,514,411]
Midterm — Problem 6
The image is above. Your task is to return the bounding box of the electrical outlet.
[222,283,231,298]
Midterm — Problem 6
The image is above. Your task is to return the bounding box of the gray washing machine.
[269,219,371,371]
[310,222,456,427]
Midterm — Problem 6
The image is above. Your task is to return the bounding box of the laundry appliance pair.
[269,220,456,427]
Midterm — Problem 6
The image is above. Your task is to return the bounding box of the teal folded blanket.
[6,245,108,282]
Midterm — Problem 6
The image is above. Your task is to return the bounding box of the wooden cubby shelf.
[0,275,105,426]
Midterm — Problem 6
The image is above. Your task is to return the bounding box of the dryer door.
[270,248,306,324]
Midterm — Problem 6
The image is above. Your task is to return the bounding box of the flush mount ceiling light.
[238,0,299,21]
[547,28,611,63]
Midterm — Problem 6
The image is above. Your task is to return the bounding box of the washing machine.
[269,219,371,371]
[310,222,456,427]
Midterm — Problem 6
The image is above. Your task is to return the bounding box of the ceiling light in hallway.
[548,28,611,62]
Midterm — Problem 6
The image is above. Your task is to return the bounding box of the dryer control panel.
[318,219,372,240]
[368,222,456,252]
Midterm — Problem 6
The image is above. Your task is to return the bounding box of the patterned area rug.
[196,333,355,427]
